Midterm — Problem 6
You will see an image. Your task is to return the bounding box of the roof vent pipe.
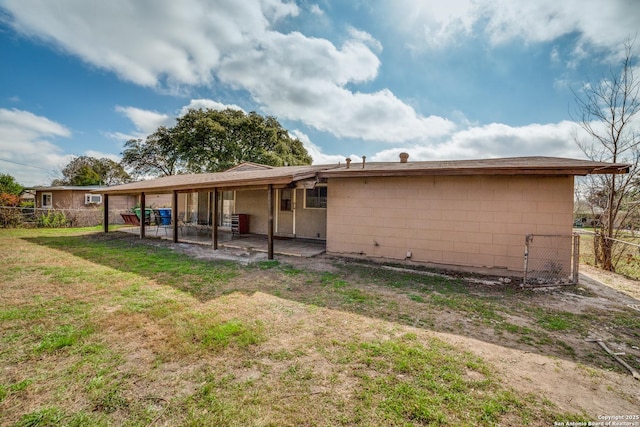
[399,152,409,163]
[345,158,351,169]
[362,156,366,168]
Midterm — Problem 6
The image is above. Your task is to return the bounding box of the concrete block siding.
[326,175,574,273]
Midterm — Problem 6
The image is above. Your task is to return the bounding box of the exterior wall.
[34,190,102,226]
[235,190,268,235]
[109,195,137,212]
[34,189,159,225]
[35,189,97,210]
[56,191,79,209]
[326,175,574,274]
[294,188,327,239]
[235,189,327,239]
[109,195,138,224]
[144,194,172,208]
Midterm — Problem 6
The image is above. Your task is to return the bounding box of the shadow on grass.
[24,232,239,302]
[23,231,640,376]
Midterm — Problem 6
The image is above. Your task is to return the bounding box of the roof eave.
[318,165,630,178]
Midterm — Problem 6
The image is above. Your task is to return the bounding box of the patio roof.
[317,156,630,178]
[97,164,336,195]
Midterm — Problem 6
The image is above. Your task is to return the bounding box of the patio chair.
[153,209,171,236]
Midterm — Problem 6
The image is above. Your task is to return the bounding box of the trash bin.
[133,208,153,224]
[156,208,171,225]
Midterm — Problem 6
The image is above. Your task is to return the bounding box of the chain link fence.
[523,233,580,286]
[576,230,640,280]
[0,206,109,228]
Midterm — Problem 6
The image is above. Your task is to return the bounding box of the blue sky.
[0,0,638,186]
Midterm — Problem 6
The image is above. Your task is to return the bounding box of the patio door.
[277,189,294,237]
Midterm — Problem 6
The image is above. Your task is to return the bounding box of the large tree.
[572,39,640,271]
[121,126,184,178]
[121,109,312,176]
[53,156,131,186]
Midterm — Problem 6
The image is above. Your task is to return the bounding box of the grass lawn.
[1,228,638,426]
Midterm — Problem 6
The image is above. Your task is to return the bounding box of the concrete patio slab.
[117,226,325,258]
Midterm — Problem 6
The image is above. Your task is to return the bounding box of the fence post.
[523,234,531,286]
[572,233,580,284]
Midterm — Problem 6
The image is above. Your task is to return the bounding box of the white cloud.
[115,106,172,135]
[104,131,139,143]
[3,0,453,145]
[3,0,300,88]
[310,4,324,15]
[391,0,476,49]
[550,46,561,64]
[178,99,245,116]
[370,121,587,162]
[0,108,73,186]
[84,150,121,163]
[218,30,454,142]
[389,0,639,56]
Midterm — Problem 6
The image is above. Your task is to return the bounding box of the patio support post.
[140,192,146,239]
[212,189,218,250]
[103,194,109,233]
[172,190,179,243]
[268,184,274,259]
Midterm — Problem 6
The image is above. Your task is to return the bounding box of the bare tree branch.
[572,37,640,271]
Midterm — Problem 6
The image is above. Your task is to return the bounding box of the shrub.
[0,207,23,228]
[36,210,69,228]
[0,192,20,207]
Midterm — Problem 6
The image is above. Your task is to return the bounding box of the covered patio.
[98,164,333,259]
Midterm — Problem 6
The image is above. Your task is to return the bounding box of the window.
[305,187,327,209]
[280,189,292,211]
[85,194,102,204]
[41,193,52,208]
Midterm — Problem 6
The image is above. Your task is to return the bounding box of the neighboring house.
[573,200,601,228]
[96,156,628,276]
[34,186,107,210]
[19,189,35,205]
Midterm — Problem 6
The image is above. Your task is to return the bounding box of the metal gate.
[523,233,580,286]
